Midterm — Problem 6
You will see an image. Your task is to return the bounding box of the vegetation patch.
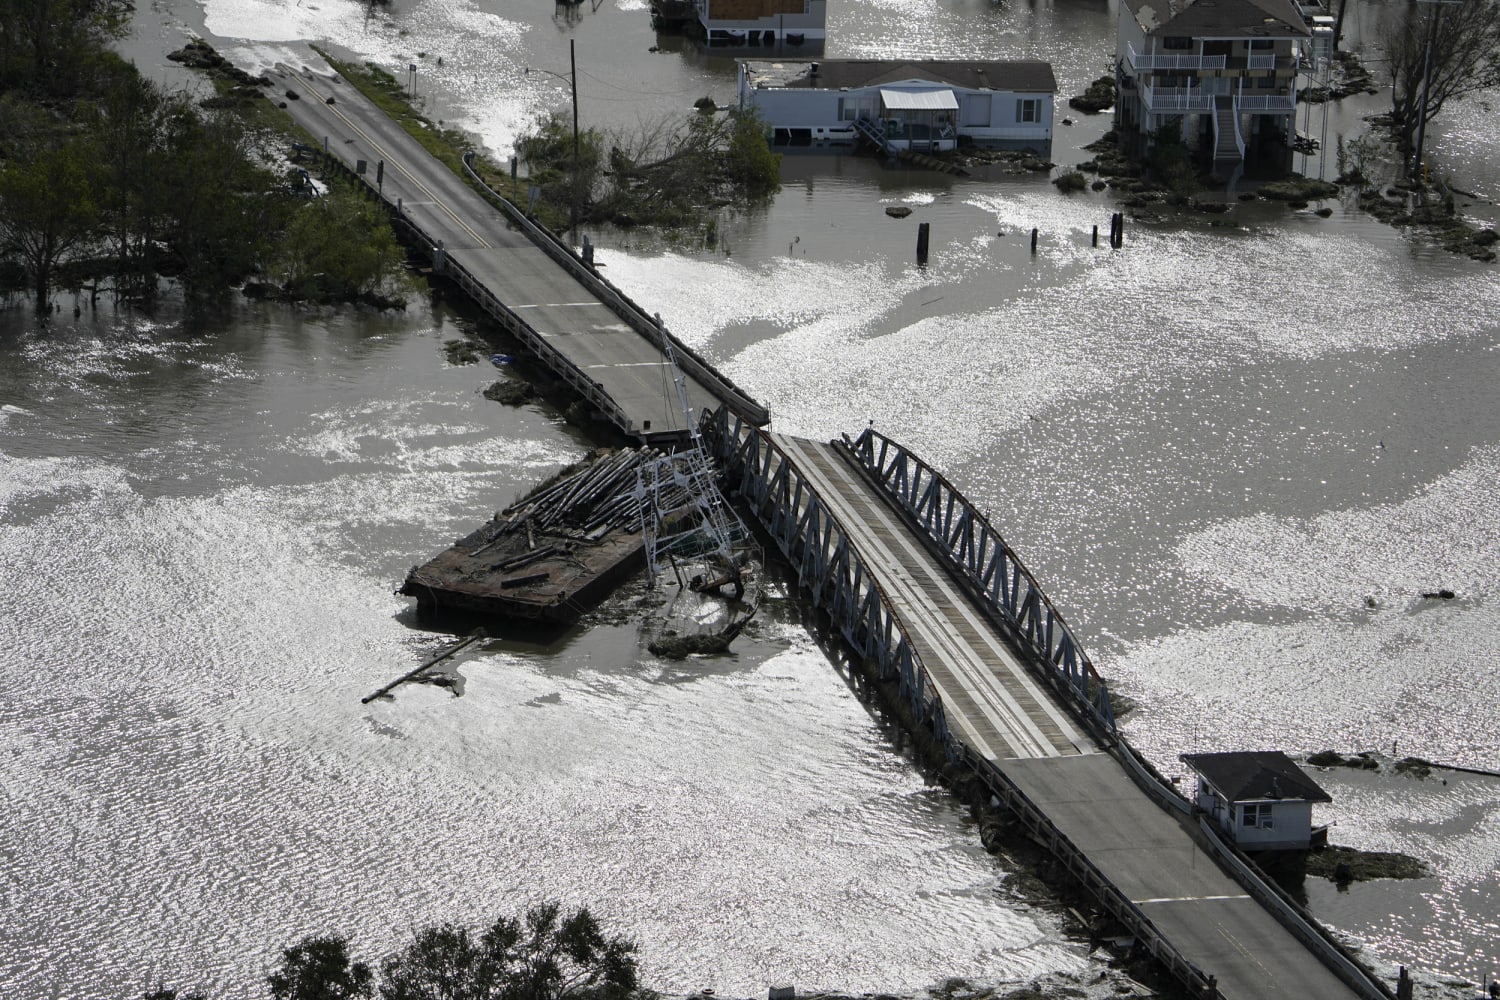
[483,380,537,406]
[1078,131,1144,180]
[1395,756,1436,779]
[1052,170,1088,193]
[512,106,781,232]
[957,147,1053,173]
[1305,844,1430,884]
[1067,75,1116,114]
[442,338,483,365]
[1258,177,1340,202]
[1306,750,1381,770]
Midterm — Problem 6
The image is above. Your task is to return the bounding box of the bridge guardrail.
[956,744,1222,998]
[1192,818,1398,1000]
[461,153,770,428]
[313,146,644,440]
[703,408,950,748]
[843,426,1116,735]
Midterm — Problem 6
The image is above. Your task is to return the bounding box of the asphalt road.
[269,56,725,440]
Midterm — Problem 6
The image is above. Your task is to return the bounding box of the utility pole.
[1411,0,1459,182]
[570,38,580,238]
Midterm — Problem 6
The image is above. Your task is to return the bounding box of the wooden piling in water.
[1030,227,1038,254]
[1092,225,1098,247]
[916,222,930,264]
[361,629,487,703]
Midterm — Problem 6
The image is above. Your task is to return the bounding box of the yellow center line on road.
[1136,894,1251,904]
[282,65,491,250]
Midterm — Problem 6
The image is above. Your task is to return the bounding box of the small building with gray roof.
[1181,750,1332,851]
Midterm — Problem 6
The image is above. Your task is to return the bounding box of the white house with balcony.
[1115,0,1311,166]
[737,60,1056,154]
[1181,751,1332,851]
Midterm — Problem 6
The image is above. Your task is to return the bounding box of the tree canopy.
[378,902,639,1000]
[516,107,780,230]
[0,26,408,314]
[1381,0,1500,165]
[268,936,375,1000]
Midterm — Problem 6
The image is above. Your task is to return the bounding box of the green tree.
[268,935,375,1000]
[516,112,605,227]
[279,183,404,301]
[154,107,278,308]
[721,109,780,200]
[379,903,638,1000]
[0,138,99,311]
[83,65,181,301]
[141,987,207,1000]
[1382,0,1500,162]
[0,0,129,94]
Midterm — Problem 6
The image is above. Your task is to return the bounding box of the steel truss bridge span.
[703,408,1396,1000]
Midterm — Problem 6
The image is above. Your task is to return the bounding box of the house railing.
[1247,52,1278,70]
[1142,85,1216,111]
[1126,43,1227,72]
[1237,93,1297,111]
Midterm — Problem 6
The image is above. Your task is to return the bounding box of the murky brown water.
[5,0,1498,996]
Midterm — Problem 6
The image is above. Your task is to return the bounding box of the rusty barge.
[399,449,656,625]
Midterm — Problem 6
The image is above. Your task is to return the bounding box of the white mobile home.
[738,59,1056,154]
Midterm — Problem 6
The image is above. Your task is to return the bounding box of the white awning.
[879,88,959,111]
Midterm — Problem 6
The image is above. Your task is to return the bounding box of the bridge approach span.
[269,57,766,445]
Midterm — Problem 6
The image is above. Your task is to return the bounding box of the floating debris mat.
[399,448,661,625]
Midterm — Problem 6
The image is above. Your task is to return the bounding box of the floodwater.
[4,0,1498,997]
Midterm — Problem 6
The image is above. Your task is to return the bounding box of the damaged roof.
[1126,0,1311,38]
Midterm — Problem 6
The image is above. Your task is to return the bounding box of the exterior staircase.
[852,115,969,176]
[1212,95,1243,162]
[853,115,895,158]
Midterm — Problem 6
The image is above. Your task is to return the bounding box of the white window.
[1016,98,1041,123]
[1241,803,1274,829]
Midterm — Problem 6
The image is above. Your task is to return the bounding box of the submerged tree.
[0,136,99,312]
[516,107,779,230]
[153,106,279,308]
[1381,0,1500,165]
[278,182,405,302]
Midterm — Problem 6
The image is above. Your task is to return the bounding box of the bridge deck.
[271,59,721,441]
[769,434,1363,1000]
[772,434,1094,761]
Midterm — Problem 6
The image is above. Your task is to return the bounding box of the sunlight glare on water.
[0,310,1081,999]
